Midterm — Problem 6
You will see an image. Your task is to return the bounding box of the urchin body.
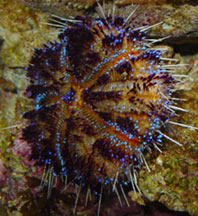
[23,15,177,197]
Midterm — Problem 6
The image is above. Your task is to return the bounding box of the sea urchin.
[22,6,195,215]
